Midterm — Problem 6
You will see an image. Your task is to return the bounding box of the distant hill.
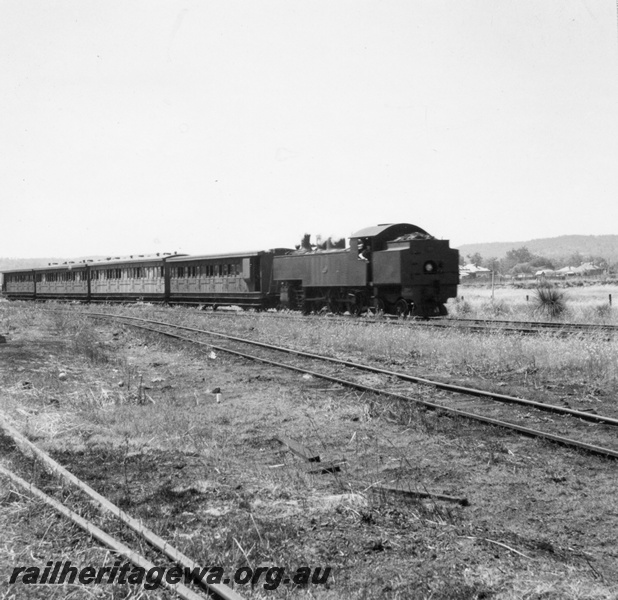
[0,258,62,271]
[457,235,618,262]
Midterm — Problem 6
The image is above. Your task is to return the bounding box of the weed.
[453,298,472,316]
[481,298,511,317]
[594,303,612,320]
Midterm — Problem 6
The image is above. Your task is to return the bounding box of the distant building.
[573,262,603,276]
[552,264,604,278]
[460,263,492,279]
[535,269,556,278]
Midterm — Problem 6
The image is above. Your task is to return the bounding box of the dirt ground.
[1,305,618,599]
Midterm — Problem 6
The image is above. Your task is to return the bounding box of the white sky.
[2,1,617,258]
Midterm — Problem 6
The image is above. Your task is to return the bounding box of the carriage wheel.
[375,298,386,314]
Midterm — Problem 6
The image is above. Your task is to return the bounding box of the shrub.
[533,283,567,319]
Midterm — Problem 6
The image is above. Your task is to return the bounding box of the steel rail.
[89,312,618,428]
[0,465,210,600]
[0,414,245,600]
[88,313,618,461]
[429,316,618,333]
[153,306,618,337]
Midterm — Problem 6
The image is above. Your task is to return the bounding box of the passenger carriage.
[88,256,170,302]
[167,250,290,309]
[1,268,36,300]
[35,263,89,301]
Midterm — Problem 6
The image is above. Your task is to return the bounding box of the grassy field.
[450,283,618,324]
[1,299,618,599]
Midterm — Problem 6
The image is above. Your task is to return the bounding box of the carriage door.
[242,258,255,292]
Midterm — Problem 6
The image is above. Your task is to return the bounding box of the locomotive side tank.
[273,223,459,316]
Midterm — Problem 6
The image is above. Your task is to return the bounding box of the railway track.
[9,298,617,337]
[112,309,618,336]
[87,310,618,461]
[151,304,618,336]
[422,316,618,336]
[0,415,245,600]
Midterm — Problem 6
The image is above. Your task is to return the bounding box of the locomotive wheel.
[348,293,367,316]
[394,298,409,318]
[348,303,361,316]
[312,299,326,314]
[327,290,342,314]
[348,298,362,316]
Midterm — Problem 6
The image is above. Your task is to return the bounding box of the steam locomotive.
[1,223,459,317]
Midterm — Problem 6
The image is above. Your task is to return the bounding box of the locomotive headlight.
[423,261,437,274]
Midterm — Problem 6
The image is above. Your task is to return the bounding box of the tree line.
[461,247,613,276]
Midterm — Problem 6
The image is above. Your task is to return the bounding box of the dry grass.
[137,308,618,394]
[2,301,618,599]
